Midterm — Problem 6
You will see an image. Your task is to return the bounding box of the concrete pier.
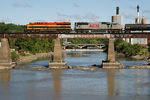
[107,39,115,62]
[49,38,67,69]
[102,38,122,68]
[0,38,13,69]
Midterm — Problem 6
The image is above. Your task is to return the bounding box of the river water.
[0,51,150,100]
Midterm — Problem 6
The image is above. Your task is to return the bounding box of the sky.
[0,0,150,25]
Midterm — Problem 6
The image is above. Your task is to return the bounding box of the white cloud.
[143,10,150,14]
[121,12,135,19]
[129,5,137,10]
[73,2,80,8]
[0,18,12,23]
[12,2,32,8]
[57,12,99,21]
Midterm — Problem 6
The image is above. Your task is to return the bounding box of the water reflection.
[64,51,88,58]
[65,51,106,66]
[104,69,150,97]
[107,69,115,96]
[52,70,62,100]
[0,69,11,100]
[0,69,11,82]
[104,69,119,96]
[135,70,150,96]
[0,69,11,93]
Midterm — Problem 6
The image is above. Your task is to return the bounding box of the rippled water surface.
[0,51,150,100]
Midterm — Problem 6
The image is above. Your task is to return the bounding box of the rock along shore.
[16,52,53,65]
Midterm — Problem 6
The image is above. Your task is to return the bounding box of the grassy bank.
[12,52,53,65]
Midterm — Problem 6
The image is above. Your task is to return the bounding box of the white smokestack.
[137,5,140,18]
[135,5,141,24]
[116,7,119,16]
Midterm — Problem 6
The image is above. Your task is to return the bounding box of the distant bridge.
[63,49,104,52]
[63,44,105,49]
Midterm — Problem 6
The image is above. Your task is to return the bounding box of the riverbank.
[16,52,53,65]
[116,52,149,61]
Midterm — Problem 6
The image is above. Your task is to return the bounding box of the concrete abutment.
[0,38,14,69]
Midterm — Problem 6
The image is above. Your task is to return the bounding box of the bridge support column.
[0,38,13,69]
[49,38,67,69]
[107,39,115,62]
[102,38,123,68]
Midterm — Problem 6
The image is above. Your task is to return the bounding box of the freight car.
[125,24,150,33]
[26,22,72,33]
[74,22,122,33]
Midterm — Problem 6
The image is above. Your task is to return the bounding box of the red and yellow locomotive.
[26,22,71,33]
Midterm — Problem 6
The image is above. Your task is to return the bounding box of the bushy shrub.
[11,52,19,61]
[115,39,142,56]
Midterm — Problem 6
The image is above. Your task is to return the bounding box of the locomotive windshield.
[77,23,89,25]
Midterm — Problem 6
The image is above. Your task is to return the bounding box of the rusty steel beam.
[0,33,150,39]
[1,32,150,34]
[113,34,149,38]
[0,34,58,38]
[58,34,110,39]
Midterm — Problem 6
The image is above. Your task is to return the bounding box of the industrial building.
[132,5,147,46]
[112,7,123,25]
[122,5,148,46]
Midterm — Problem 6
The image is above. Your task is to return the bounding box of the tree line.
[0,22,25,33]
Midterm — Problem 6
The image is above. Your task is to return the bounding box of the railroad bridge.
[0,32,150,69]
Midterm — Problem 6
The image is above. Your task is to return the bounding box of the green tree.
[114,38,124,50]
[123,43,135,56]
[114,39,143,56]
[11,52,19,61]
[133,44,141,55]
[148,43,150,52]
[15,38,54,54]
[0,23,8,32]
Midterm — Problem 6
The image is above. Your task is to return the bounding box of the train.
[26,22,150,33]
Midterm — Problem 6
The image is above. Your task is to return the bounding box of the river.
[0,51,150,100]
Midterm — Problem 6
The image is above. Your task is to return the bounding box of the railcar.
[125,24,150,33]
[74,22,122,33]
[26,22,71,33]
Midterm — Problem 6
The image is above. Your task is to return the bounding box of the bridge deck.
[0,32,149,39]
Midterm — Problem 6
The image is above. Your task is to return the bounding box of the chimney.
[137,5,140,18]
[116,7,119,16]
[135,5,141,24]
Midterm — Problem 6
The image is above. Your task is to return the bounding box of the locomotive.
[26,22,72,33]
[75,22,122,33]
